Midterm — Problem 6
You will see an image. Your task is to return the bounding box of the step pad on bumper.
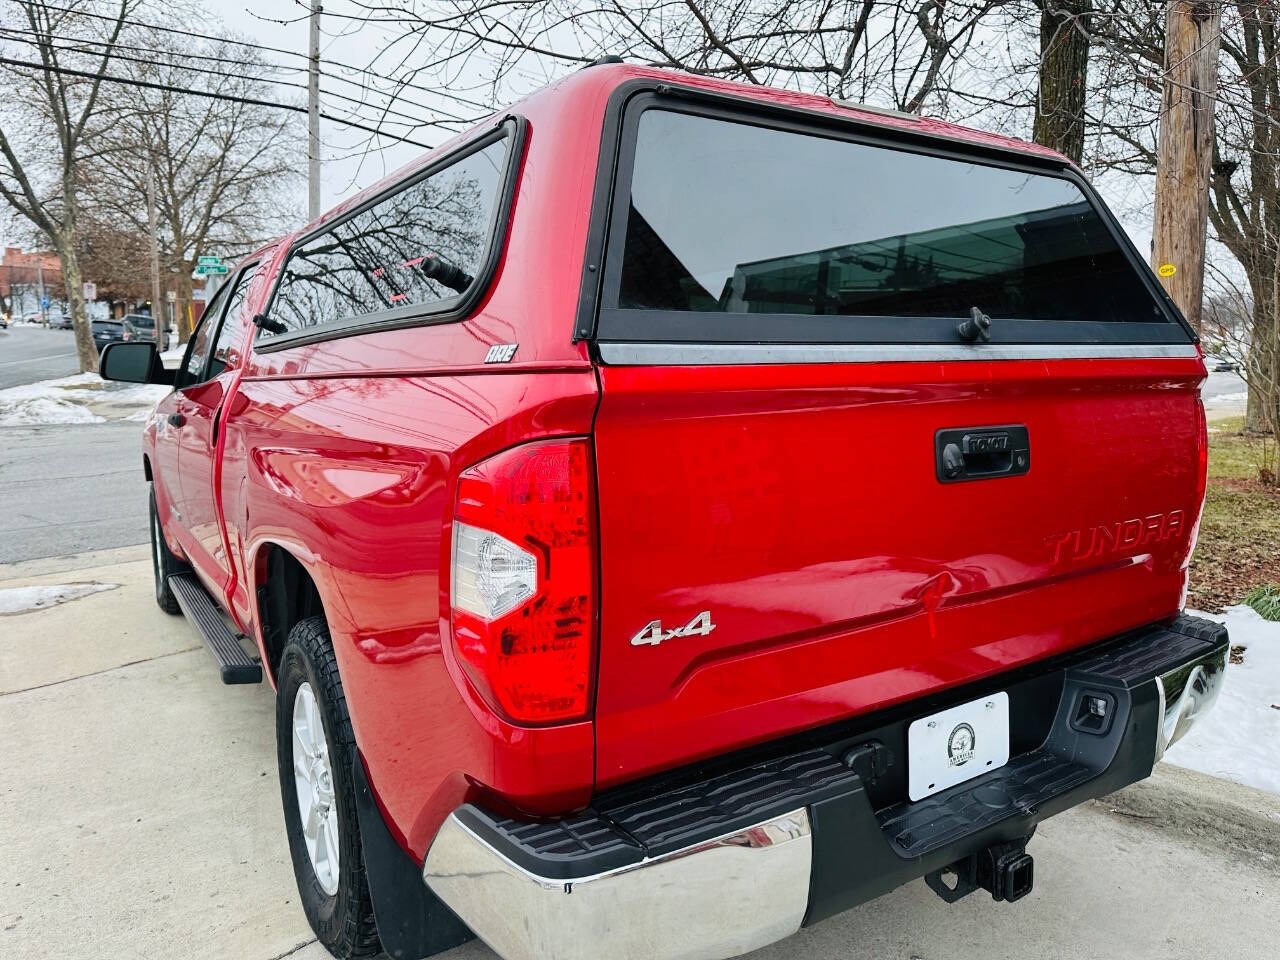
[878,752,1090,857]
[462,749,858,879]
[168,573,261,684]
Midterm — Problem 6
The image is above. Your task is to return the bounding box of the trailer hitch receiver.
[924,839,1034,904]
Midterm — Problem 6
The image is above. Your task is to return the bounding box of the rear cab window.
[595,98,1191,351]
[256,121,521,350]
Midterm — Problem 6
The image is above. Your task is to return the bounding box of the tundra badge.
[630,611,716,646]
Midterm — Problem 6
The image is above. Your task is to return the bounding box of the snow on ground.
[0,374,105,426]
[0,372,168,426]
[1203,390,1248,421]
[1164,605,1280,795]
[0,582,118,616]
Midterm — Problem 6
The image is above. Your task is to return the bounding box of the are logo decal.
[484,343,518,363]
[630,611,715,647]
[947,723,976,767]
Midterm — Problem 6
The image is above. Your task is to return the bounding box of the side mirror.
[99,341,174,386]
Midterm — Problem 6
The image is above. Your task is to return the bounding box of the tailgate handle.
[936,425,1029,483]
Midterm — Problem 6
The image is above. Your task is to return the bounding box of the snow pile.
[1204,390,1248,407]
[1164,605,1280,795]
[0,394,104,426]
[0,372,168,426]
[0,582,118,616]
[0,374,106,426]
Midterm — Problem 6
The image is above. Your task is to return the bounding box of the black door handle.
[935,425,1029,482]
[168,412,186,428]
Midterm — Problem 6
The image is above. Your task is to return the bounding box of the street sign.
[197,255,221,266]
[82,281,97,301]
[41,295,50,309]
[166,291,177,302]
[194,263,229,275]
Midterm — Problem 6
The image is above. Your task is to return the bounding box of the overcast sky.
[205,0,458,214]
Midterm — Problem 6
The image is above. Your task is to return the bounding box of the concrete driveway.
[3,546,1278,960]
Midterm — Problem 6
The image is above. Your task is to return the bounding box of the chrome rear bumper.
[424,809,812,960]
[420,615,1229,960]
[1155,641,1228,759]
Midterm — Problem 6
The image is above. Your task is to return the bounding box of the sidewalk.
[2,548,1278,960]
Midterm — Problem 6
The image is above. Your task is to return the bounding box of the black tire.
[149,485,185,614]
[276,616,381,959]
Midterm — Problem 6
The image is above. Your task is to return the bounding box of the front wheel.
[276,616,381,959]
[149,485,185,614]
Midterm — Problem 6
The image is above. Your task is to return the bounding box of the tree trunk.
[176,264,195,343]
[56,235,98,373]
[1033,0,1092,164]
[1245,270,1280,436]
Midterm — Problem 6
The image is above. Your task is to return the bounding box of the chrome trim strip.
[598,342,1200,366]
[423,808,812,960]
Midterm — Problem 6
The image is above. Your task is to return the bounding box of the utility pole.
[1151,1,1222,334]
[308,1,322,221]
[36,259,46,326]
[146,161,165,350]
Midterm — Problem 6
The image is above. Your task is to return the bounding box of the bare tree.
[0,0,138,372]
[84,28,301,342]
[353,0,1012,115]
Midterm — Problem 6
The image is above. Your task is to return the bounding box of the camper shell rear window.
[595,97,1189,347]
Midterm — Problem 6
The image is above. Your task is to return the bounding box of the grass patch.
[1244,584,1280,621]
[1187,418,1280,611]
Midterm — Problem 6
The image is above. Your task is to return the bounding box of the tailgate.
[584,95,1202,787]
[592,357,1204,786]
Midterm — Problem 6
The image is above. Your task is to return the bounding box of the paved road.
[1203,366,1247,400]
[0,324,79,389]
[0,421,148,563]
[1,546,1278,960]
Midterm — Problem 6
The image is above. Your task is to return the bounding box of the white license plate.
[907,692,1010,801]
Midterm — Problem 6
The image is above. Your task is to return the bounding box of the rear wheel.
[276,616,380,959]
[149,485,184,614]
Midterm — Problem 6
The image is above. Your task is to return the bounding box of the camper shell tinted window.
[598,103,1187,346]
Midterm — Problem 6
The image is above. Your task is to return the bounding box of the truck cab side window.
[208,265,257,378]
[262,135,509,340]
[177,283,231,388]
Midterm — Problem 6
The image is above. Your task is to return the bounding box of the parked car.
[91,319,124,352]
[1204,352,1241,373]
[122,314,157,342]
[52,313,72,330]
[100,63,1228,960]
[0,314,8,329]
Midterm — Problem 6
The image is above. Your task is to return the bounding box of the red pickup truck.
[101,63,1229,960]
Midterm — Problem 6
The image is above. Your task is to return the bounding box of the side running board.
[168,573,262,684]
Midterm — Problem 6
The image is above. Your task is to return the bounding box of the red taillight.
[1194,397,1209,511]
[450,438,596,725]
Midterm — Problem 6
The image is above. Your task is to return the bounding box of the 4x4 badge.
[630,611,715,647]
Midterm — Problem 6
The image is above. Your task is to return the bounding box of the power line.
[0,24,476,124]
[0,54,435,148]
[0,27,465,133]
[19,0,495,118]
